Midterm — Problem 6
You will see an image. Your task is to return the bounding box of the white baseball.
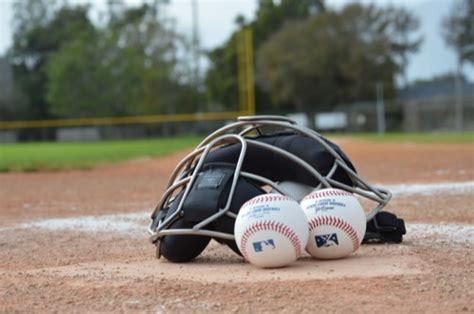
[234,193,309,268]
[300,188,366,259]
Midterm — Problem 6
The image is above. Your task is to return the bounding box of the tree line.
[0,0,472,124]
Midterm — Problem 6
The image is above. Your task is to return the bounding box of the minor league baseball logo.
[253,239,276,252]
[315,233,339,247]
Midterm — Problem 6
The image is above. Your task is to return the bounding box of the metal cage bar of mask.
[148,134,337,244]
[195,116,391,219]
[148,115,392,248]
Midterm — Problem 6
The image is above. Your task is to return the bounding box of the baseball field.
[0,134,473,312]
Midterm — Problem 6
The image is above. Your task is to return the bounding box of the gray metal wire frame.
[148,115,392,255]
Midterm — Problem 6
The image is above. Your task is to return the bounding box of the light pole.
[191,0,200,88]
[376,82,386,134]
[454,60,463,131]
[454,43,474,131]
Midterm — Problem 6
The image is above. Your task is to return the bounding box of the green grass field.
[0,136,202,172]
[0,132,472,172]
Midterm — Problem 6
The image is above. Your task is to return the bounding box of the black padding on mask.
[363,211,406,244]
[159,164,265,262]
[204,132,356,187]
[211,175,265,255]
[159,191,212,263]
[182,165,234,223]
[160,218,212,263]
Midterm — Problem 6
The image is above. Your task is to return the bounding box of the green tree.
[442,0,474,64]
[205,0,325,112]
[46,3,196,118]
[0,56,28,121]
[11,1,95,121]
[384,6,422,86]
[441,0,473,131]
[256,4,421,114]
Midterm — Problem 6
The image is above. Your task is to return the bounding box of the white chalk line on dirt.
[406,223,474,246]
[0,181,472,241]
[1,211,473,247]
[381,181,474,196]
[0,212,149,234]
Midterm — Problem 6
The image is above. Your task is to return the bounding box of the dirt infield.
[1,139,473,312]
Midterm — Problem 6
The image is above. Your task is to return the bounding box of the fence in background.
[402,94,474,132]
[0,111,250,142]
[1,94,473,143]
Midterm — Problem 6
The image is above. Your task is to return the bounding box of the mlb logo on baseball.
[253,239,275,252]
[235,194,309,268]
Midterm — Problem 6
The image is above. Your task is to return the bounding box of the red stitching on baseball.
[307,216,360,252]
[242,194,293,208]
[302,189,353,202]
[239,220,301,260]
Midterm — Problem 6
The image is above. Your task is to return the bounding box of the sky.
[0,0,473,83]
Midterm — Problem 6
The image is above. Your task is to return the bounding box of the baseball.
[300,188,366,259]
[234,193,309,268]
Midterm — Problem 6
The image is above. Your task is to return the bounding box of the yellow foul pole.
[237,27,256,115]
[244,28,256,115]
[237,30,247,114]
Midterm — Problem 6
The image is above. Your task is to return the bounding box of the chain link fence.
[2,95,474,143]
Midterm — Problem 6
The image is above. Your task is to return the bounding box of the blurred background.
[0,0,473,143]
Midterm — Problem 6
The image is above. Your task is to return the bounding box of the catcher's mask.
[148,116,392,262]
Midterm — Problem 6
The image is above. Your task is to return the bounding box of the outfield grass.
[0,136,202,172]
[1,132,472,172]
[328,132,474,143]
